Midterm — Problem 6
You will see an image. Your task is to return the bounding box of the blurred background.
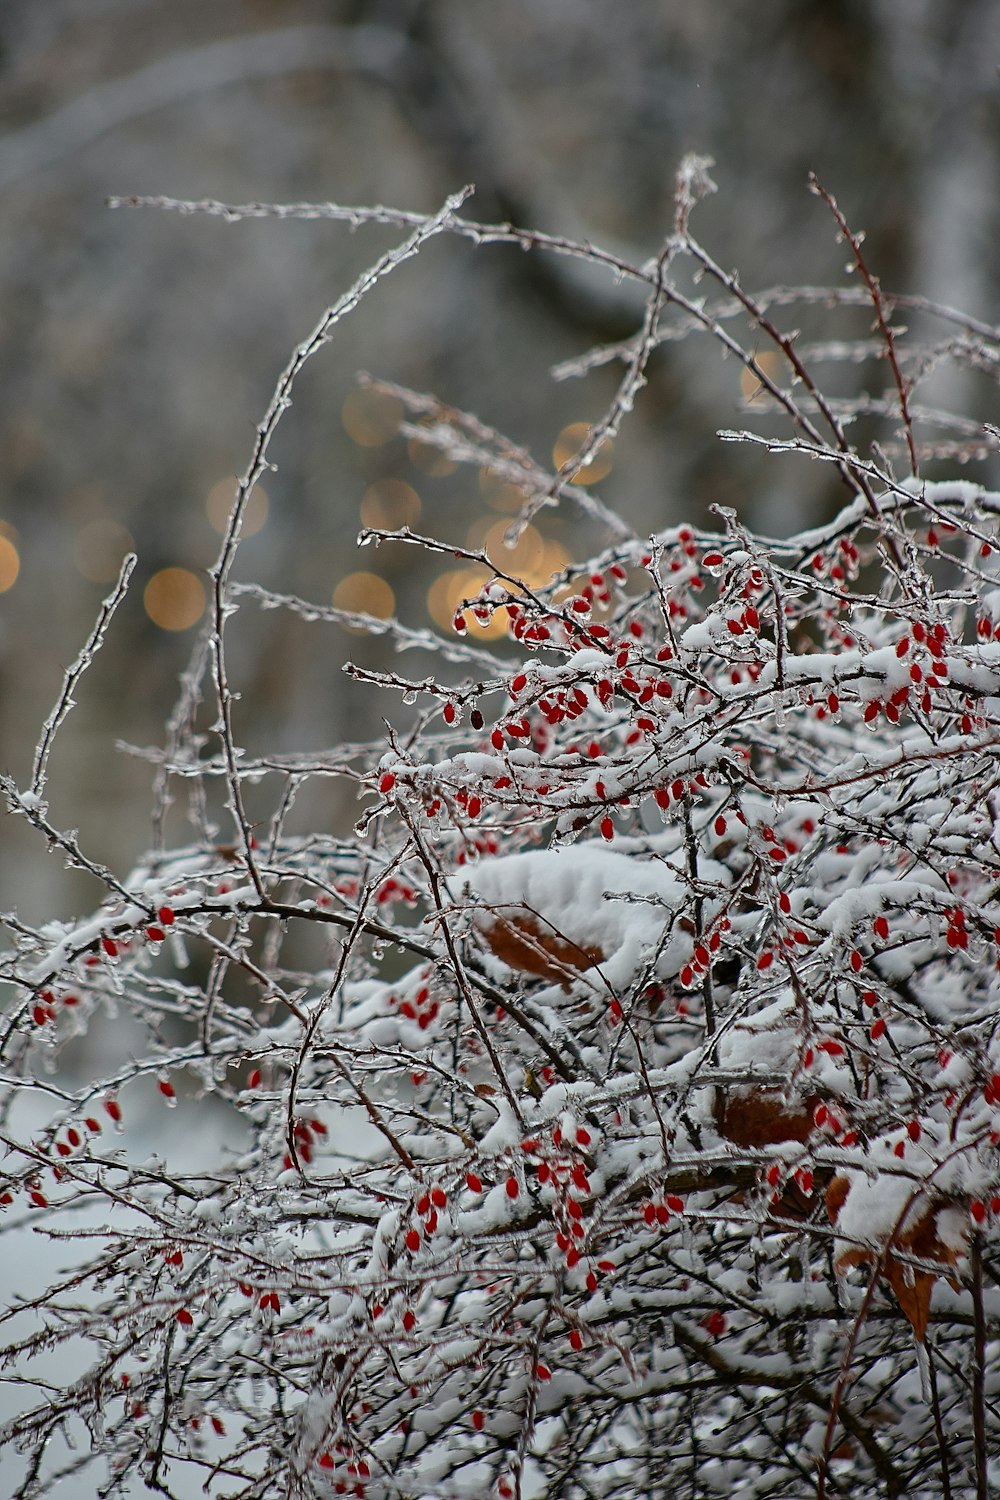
[1,0,998,920]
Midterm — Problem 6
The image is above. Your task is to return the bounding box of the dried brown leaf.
[480,911,605,989]
[826,1175,966,1342]
[722,1090,816,1147]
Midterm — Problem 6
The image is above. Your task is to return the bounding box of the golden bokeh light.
[144,568,206,631]
[539,538,572,579]
[333,571,395,619]
[472,519,546,577]
[553,422,613,484]
[205,479,269,537]
[740,350,781,403]
[74,518,134,583]
[426,566,505,638]
[360,479,421,531]
[0,533,19,592]
[342,388,403,447]
[407,419,458,477]
[466,517,571,587]
[479,467,525,513]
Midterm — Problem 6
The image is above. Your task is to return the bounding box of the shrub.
[3,159,1000,1499]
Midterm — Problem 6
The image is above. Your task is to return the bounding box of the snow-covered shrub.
[3,160,1000,1499]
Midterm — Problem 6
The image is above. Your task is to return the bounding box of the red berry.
[505,1176,519,1199]
[157,906,175,926]
[379,772,396,794]
[472,1409,485,1431]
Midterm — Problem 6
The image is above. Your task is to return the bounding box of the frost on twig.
[28,551,137,804]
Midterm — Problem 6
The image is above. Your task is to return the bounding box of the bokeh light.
[0,530,19,592]
[553,421,613,484]
[739,350,782,403]
[332,571,395,619]
[205,478,269,537]
[342,388,403,447]
[466,516,571,588]
[468,518,546,577]
[479,467,526,513]
[426,566,506,637]
[360,479,421,531]
[144,568,206,631]
[74,518,134,583]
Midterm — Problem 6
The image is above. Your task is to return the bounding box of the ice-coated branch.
[29,551,137,802]
[3,169,1000,1500]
